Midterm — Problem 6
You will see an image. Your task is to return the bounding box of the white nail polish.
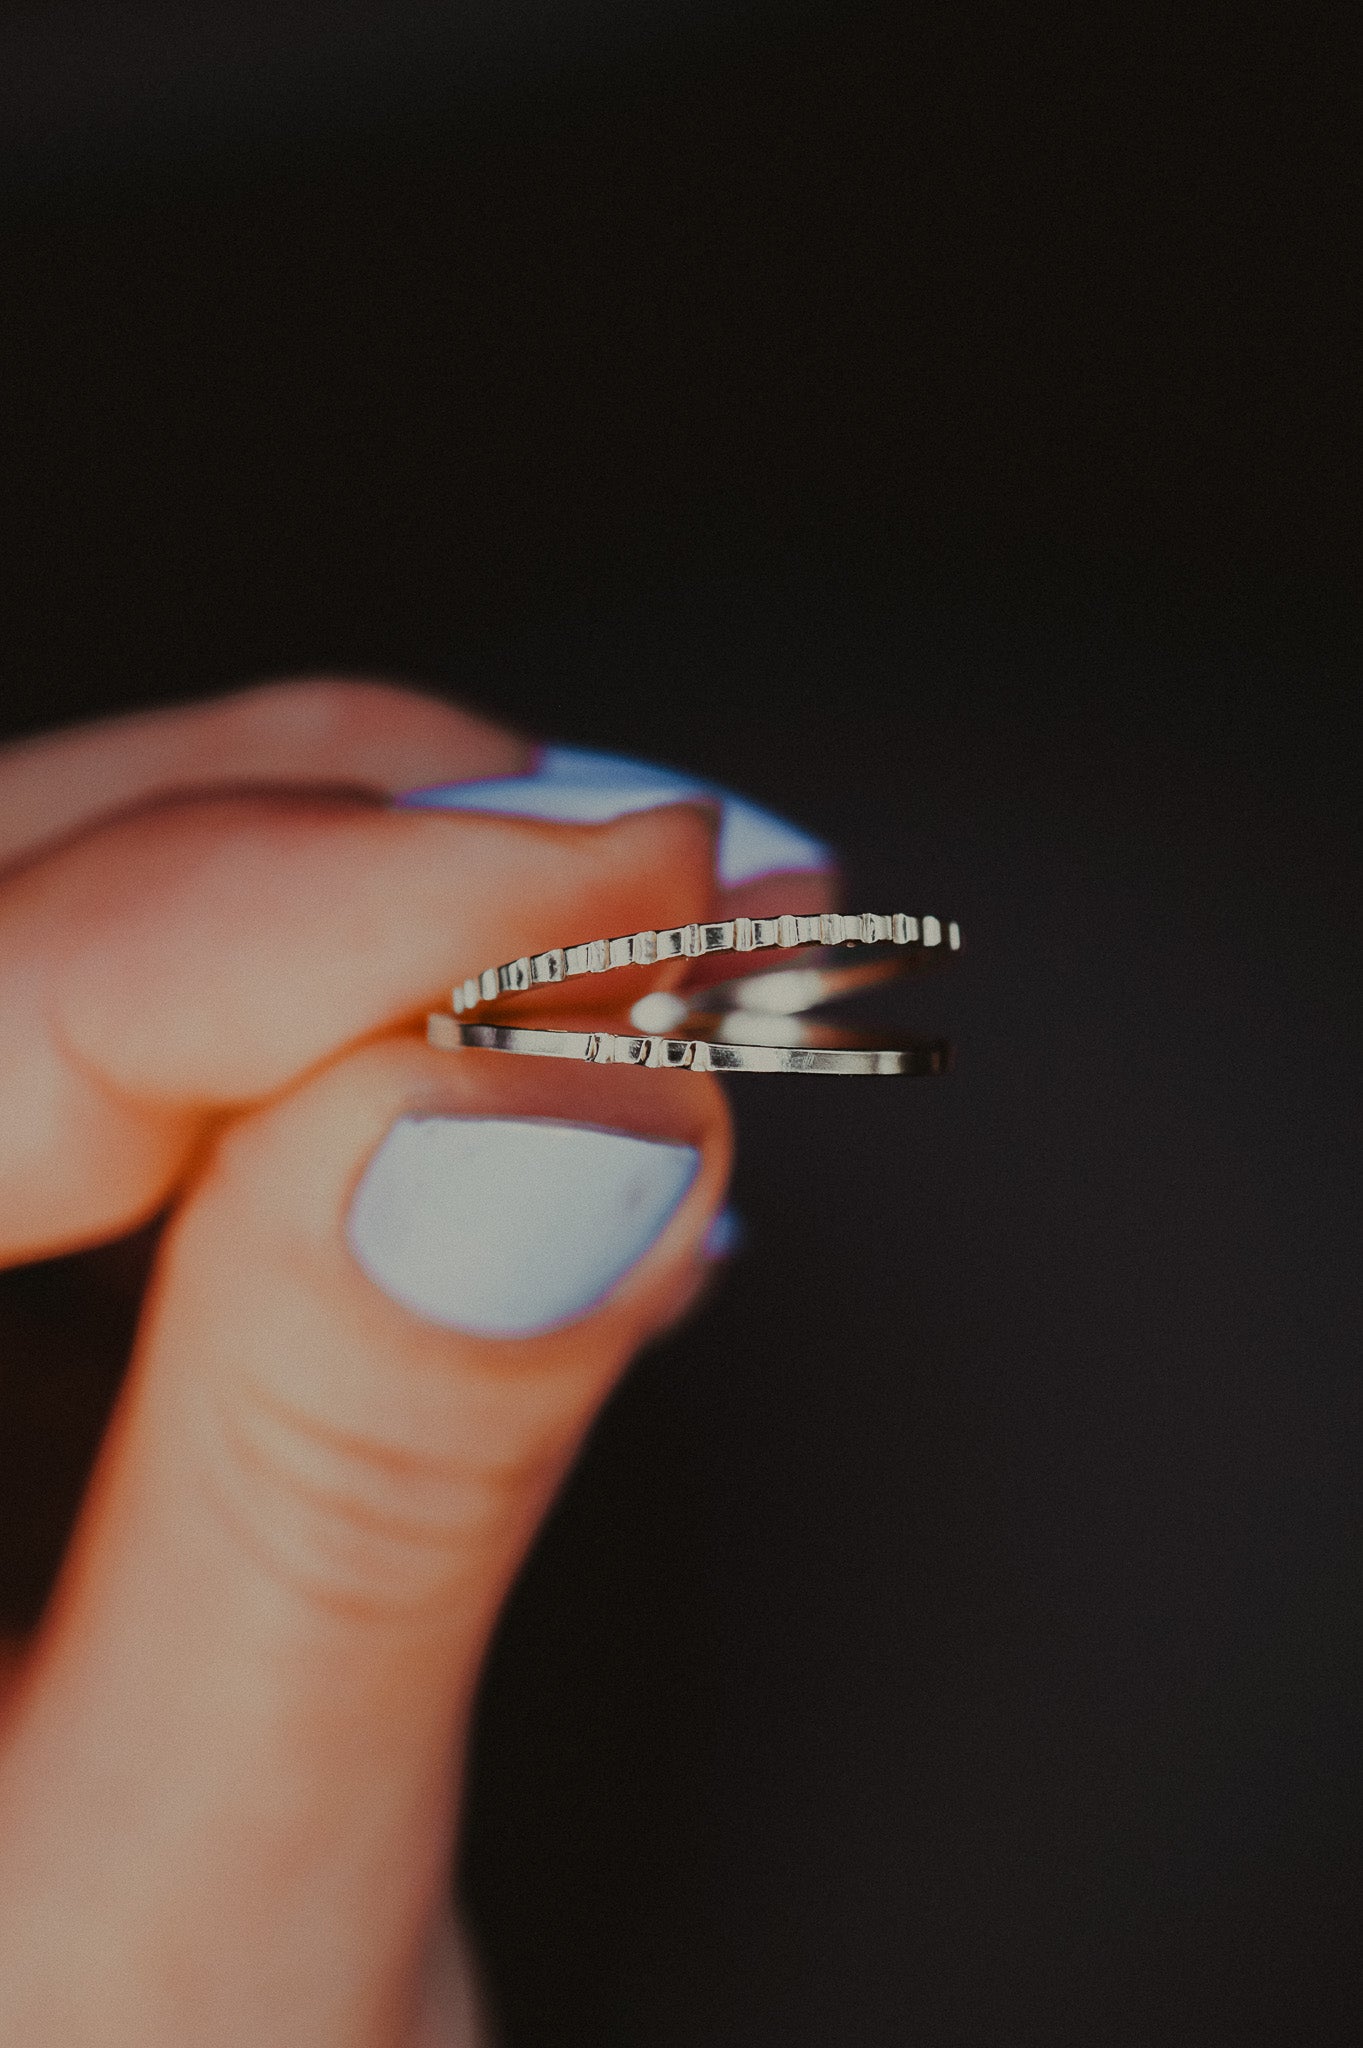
[396,744,830,886]
[346,1117,699,1336]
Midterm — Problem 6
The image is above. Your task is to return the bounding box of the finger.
[0,676,529,872]
[0,793,719,1264]
[397,740,839,933]
[0,1033,731,2046]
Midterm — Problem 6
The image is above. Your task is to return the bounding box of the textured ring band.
[446,910,960,1017]
[428,1015,951,1077]
[427,909,961,1076]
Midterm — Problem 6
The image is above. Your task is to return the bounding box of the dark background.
[1,3,1359,2041]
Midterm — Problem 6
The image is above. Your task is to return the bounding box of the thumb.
[0,1036,730,2048]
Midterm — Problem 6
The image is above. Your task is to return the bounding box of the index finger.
[0,676,529,873]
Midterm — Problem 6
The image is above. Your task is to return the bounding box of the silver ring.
[429,1014,952,1077]
[446,910,959,1017]
[427,909,961,1075]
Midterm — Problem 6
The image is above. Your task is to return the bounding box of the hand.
[0,678,829,2046]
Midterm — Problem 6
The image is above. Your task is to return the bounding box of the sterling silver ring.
[427,911,961,1075]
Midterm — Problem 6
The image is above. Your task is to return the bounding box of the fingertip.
[397,742,830,886]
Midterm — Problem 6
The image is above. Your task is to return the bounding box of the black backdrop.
[1,5,1359,2042]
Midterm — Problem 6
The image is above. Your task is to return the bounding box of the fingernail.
[703,1204,746,1262]
[395,743,831,886]
[346,1117,700,1336]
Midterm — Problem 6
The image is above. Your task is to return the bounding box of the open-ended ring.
[427,910,961,1075]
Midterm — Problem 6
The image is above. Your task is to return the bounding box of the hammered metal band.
[448,911,961,1017]
[427,908,961,1076]
[429,1014,951,1076]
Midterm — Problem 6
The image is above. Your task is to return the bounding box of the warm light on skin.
[0,678,830,2048]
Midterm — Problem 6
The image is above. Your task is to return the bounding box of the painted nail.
[703,1204,747,1262]
[396,743,830,886]
[346,1116,699,1337]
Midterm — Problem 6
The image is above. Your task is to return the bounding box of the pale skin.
[0,677,833,2046]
